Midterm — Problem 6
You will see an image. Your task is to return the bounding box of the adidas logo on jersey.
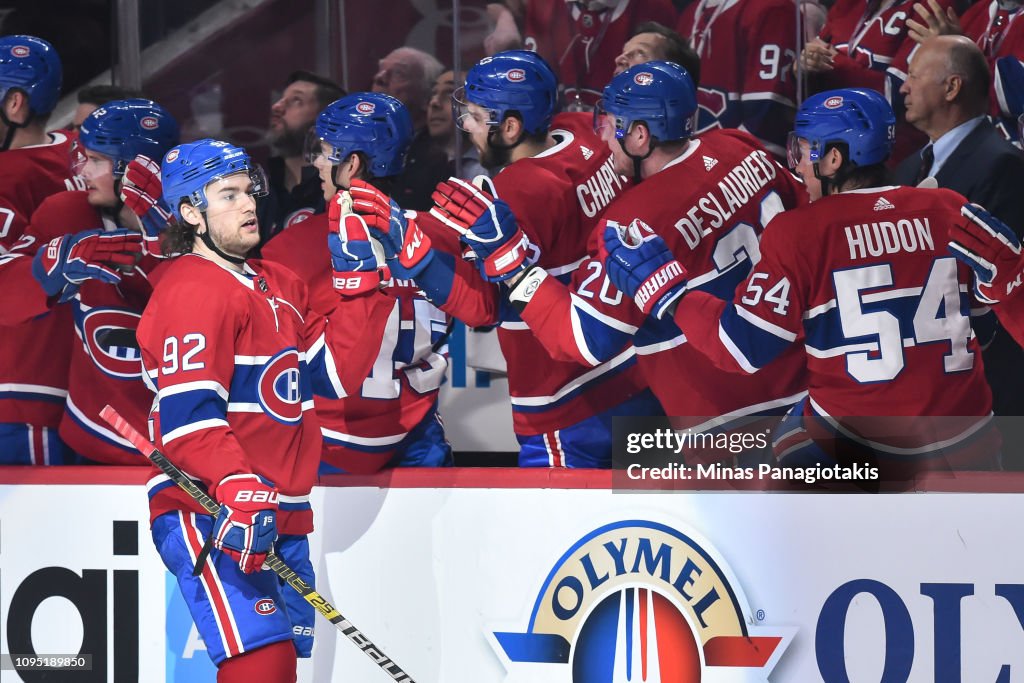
[703,156,718,171]
[581,146,594,160]
[874,197,896,211]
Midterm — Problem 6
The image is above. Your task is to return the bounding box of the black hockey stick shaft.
[99,405,418,682]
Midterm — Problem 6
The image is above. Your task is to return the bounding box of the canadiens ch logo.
[824,96,844,109]
[254,598,277,615]
[489,520,791,681]
[634,72,655,86]
[165,148,180,163]
[140,116,159,130]
[11,45,30,58]
[356,101,376,115]
[506,68,526,83]
[81,308,143,379]
[257,348,303,424]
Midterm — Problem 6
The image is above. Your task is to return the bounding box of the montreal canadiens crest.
[489,520,792,681]
[357,101,376,115]
[82,308,143,379]
[257,348,303,424]
[506,68,526,83]
[824,96,844,109]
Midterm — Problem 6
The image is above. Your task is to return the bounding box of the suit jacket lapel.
[934,120,992,187]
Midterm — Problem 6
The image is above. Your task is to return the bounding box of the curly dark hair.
[160,216,197,256]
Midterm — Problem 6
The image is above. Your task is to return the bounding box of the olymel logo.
[490,520,791,681]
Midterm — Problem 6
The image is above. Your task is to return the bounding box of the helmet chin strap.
[197,213,247,265]
[0,107,31,152]
[618,137,656,185]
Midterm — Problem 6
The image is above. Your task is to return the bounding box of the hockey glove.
[951,203,1024,305]
[602,218,688,319]
[32,229,143,301]
[211,474,279,574]
[348,179,433,278]
[120,155,171,256]
[328,195,389,297]
[431,175,534,282]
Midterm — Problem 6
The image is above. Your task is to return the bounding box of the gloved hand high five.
[951,203,1024,305]
[211,474,279,574]
[348,179,433,278]
[32,229,144,302]
[601,218,688,319]
[431,175,534,282]
[327,190,388,297]
[120,155,171,255]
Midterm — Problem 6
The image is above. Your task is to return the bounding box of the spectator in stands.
[614,22,701,85]
[427,70,489,179]
[258,70,344,244]
[889,0,1024,143]
[486,0,679,109]
[895,35,1024,420]
[372,46,449,210]
[70,84,143,132]
[677,0,798,157]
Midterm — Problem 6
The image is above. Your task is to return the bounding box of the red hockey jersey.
[0,131,77,250]
[674,185,992,452]
[140,255,379,534]
[4,192,164,464]
[438,112,648,436]
[676,0,799,156]
[262,212,449,474]
[0,134,80,431]
[517,129,809,423]
[525,0,678,108]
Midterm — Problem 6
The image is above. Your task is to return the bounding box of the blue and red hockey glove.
[952,203,1024,305]
[327,190,388,297]
[211,474,279,574]
[120,154,171,256]
[32,229,143,302]
[430,175,535,283]
[348,179,433,279]
[601,218,688,319]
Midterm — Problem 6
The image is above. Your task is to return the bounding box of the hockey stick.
[98,405,418,683]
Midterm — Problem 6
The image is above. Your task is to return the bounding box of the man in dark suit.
[897,35,1024,434]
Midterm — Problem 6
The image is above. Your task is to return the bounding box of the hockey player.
[348,50,660,467]
[676,0,800,156]
[262,92,452,473]
[601,87,1000,473]
[0,100,178,464]
[441,61,808,453]
[0,34,78,464]
[140,139,380,681]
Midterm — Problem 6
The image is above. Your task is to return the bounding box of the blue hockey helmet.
[76,99,180,177]
[595,61,698,143]
[789,88,896,169]
[0,35,61,116]
[307,92,413,178]
[162,139,267,220]
[454,50,558,135]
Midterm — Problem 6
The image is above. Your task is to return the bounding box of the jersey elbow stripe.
[511,347,636,411]
[719,305,793,371]
[157,380,229,402]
